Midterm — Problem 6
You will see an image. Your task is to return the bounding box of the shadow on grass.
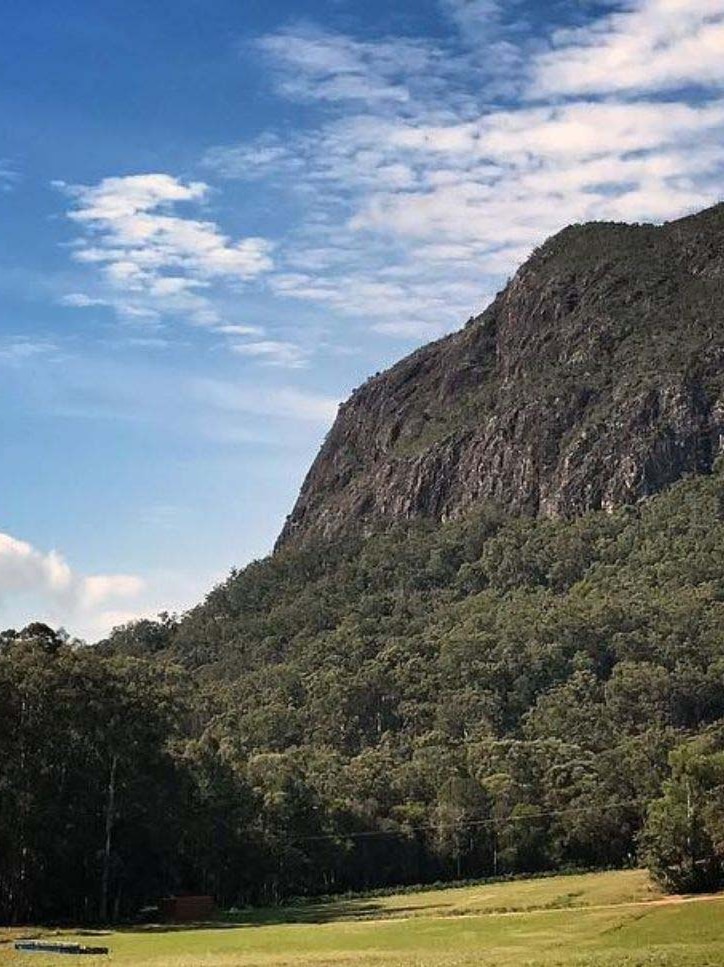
[125,899,448,934]
[2,899,435,942]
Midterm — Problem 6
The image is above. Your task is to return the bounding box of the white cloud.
[0,531,145,637]
[194,378,339,423]
[0,534,71,596]
[203,137,304,181]
[439,0,507,43]
[230,340,309,368]
[57,173,274,335]
[60,292,108,308]
[256,27,442,104]
[205,5,724,340]
[0,338,61,365]
[347,103,724,244]
[270,269,486,337]
[534,0,724,97]
[0,161,19,191]
[81,574,145,609]
[214,324,264,336]
[64,174,273,283]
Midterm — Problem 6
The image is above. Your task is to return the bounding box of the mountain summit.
[278,203,724,549]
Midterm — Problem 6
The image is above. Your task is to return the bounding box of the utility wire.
[289,798,647,845]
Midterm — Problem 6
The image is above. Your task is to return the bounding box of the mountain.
[278,203,724,549]
[86,202,724,907]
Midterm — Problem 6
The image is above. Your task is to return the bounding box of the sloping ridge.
[278,203,724,549]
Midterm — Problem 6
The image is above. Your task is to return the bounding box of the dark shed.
[159,895,215,922]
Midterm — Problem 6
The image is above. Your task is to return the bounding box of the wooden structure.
[159,894,215,922]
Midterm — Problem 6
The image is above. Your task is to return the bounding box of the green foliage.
[641,727,724,893]
[99,473,724,903]
[7,473,724,920]
[0,627,192,922]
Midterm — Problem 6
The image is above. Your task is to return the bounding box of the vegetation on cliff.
[279,203,724,547]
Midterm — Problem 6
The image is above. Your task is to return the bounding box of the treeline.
[5,473,724,921]
[0,627,192,923]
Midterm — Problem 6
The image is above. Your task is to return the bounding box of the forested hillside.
[5,472,724,921]
[6,203,724,924]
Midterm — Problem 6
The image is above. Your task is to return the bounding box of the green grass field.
[2,869,723,967]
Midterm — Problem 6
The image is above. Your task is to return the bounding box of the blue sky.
[1,0,723,639]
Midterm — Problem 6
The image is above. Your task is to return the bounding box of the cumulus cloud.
[0,531,145,637]
[348,101,724,243]
[56,173,279,349]
[61,173,273,291]
[55,173,311,366]
[534,0,724,97]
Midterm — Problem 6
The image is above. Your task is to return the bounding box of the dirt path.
[410,890,724,925]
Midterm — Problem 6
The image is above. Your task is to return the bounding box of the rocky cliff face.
[278,203,724,549]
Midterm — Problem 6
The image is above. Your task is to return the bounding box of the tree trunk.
[100,755,118,923]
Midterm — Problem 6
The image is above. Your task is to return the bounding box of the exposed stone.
[277,203,724,549]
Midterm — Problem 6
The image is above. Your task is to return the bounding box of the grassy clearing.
[1,870,722,967]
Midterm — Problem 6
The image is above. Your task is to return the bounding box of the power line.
[290,798,647,845]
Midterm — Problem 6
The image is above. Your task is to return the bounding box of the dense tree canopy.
[5,471,724,920]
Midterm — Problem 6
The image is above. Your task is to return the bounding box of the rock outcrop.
[278,203,724,549]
